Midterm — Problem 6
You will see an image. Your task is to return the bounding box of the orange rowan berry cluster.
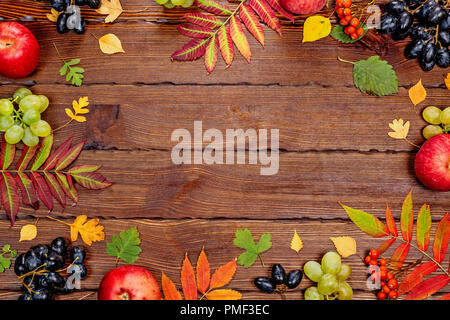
[365,249,398,300]
[335,0,365,40]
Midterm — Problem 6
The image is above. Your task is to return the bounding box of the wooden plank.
[0,150,446,220]
[1,218,449,300]
[0,12,446,86]
[0,84,440,152]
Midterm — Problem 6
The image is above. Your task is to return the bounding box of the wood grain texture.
[1,218,450,300]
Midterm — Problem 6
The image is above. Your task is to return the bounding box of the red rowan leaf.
[195,0,233,15]
[377,237,396,254]
[209,259,237,290]
[171,38,208,61]
[400,189,413,242]
[240,4,265,46]
[196,248,210,294]
[218,25,234,66]
[433,213,450,263]
[416,204,431,251]
[177,23,215,39]
[398,261,438,296]
[404,274,450,300]
[0,172,19,226]
[181,254,197,300]
[230,16,251,63]
[390,242,410,268]
[162,272,182,300]
[385,203,398,237]
[265,0,294,23]
[183,13,223,29]
[249,0,281,35]
[205,35,219,74]
[16,172,39,210]
[0,137,15,170]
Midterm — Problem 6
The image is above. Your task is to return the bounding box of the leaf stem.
[46,215,71,226]
[258,254,265,267]
[404,138,421,149]
[337,56,355,64]
[52,119,73,133]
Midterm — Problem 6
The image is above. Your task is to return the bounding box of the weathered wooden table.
[0,0,448,300]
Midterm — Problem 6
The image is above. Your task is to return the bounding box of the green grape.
[22,127,39,147]
[304,286,324,300]
[422,125,443,140]
[23,109,41,125]
[5,125,24,144]
[163,0,175,8]
[317,273,338,296]
[336,281,353,300]
[181,0,194,7]
[13,88,32,104]
[440,107,450,125]
[19,95,42,112]
[38,95,49,113]
[0,116,14,132]
[303,261,323,282]
[0,99,14,116]
[30,120,51,137]
[172,0,186,5]
[321,251,341,275]
[155,0,169,4]
[422,106,442,125]
[336,263,351,281]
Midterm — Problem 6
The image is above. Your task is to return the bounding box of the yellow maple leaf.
[330,236,356,258]
[19,224,37,242]
[445,74,450,91]
[409,79,427,106]
[99,33,125,54]
[96,0,123,23]
[302,16,331,43]
[69,215,105,246]
[46,8,61,23]
[290,229,303,253]
[388,119,410,139]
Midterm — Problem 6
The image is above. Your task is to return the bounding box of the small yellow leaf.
[409,79,427,106]
[302,16,331,43]
[99,34,125,54]
[388,118,410,139]
[46,8,61,23]
[19,224,37,242]
[290,229,303,253]
[69,215,105,246]
[96,0,123,23]
[330,236,357,258]
[445,74,450,91]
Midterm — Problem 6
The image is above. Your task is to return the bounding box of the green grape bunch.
[0,88,52,146]
[422,106,450,140]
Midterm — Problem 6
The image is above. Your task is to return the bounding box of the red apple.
[415,134,450,191]
[98,266,161,300]
[279,0,327,14]
[0,22,40,79]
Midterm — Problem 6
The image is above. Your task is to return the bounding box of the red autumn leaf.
[0,172,19,226]
[196,248,210,294]
[44,135,73,170]
[390,242,410,268]
[16,145,38,171]
[377,237,396,254]
[240,4,265,46]
[31,135,53,171]
[217,25,234,67]
[398,261,438,296]
[0,136,15,170]
[416,204,431,251]
[171,38,208,61]
[400,189,413,242]
[16,172,39,210]
[433,213,450,263]
[205,35,219,74]
[265,0,294,23]
[195,0,233,15]
[183,13,223,29]
[404,274,450,300]
[230,16,251,63]
[30,172,53,211]
[55,172,78,204]
[161,272,182,300]
[209,259,237,290]
[385,203,398,237]
[55,140,85,171]
[249,0,281,35]
[181,254,197,300]
[205,289,242,300]
[43,171,66,210]
[177,23,215,39]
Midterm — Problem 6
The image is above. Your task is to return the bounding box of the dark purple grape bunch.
[379,0,450,71]
[46,0,101,34]
[254,264,303,297]
[14,237,87,300]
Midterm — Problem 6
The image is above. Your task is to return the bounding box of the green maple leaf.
[233,228,272,268]
[106,227,142,265]
[0,244,16,273]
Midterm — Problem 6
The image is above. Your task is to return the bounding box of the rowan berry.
[379,266,388,272]
[342,0,352,8]
[369,259,378,266]
[379,258,387,266]
[364,255,372,264]
[377,291,387,300]
[336,8,345,17]
[345,26,356,34]
[343,8,352,15]
[350,17,360,28]
[387,272,394,280]
[340,18,350,26]
[380,270,387,280]
[387,279,398,290]
[350,32,359,40]
[336,0,344,7]
[388,290,398,300]
[382,284,391,294]
[356,27,365,37]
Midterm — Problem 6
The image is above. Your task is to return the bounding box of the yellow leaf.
[19,224,37,242]
[73,97,90,114]
[330,236,357,258]
[445,74,450,91]
[96,0,123,23]
[388,118,410,139]
[205,289,242,300]
[290,229,303,253]
[302,16,331,43]
[99,34,125,54]
[409,79,427,106]
[46,8,61,23]
[69,215,105,246]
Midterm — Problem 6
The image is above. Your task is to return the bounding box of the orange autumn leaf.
[181,254,197,300]
[196,248,210,294]
[209,259,237,290]
[161,272,182,300]
[408,79,427,106]
[385,203,398,237]
[205,289,242,300]
[405,274,450,300]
